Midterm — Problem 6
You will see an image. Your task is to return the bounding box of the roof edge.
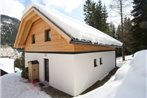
[70,39,122,48]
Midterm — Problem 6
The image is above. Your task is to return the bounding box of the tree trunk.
[120,0,125,61]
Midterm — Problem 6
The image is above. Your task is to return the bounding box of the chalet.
[14,4,122,96]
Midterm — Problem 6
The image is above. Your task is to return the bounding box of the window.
[94,59,98,67]
[100,58,103,65]
[32,34,35,44]
[94,57,103,67]
[45,29,51,41]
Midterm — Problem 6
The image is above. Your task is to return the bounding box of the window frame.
[94,59,98,67]
[94,57,103,67]
[32,34,35,44]
[45,29,51,42]
[99,57,103,65]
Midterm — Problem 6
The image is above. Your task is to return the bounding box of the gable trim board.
[14,3,122,97]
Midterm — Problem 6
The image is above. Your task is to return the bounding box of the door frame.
[44,59,49,82]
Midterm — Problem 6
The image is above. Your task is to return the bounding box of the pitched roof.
[23,3,122,47]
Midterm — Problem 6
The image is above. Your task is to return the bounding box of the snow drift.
[0,73,51,98]
[76,50,147,98]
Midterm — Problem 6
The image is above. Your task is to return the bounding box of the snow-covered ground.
[0,50,146,98]
[116,55,133,67]
[0,73,51,98]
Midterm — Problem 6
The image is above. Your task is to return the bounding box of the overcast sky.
[0,0,133,27]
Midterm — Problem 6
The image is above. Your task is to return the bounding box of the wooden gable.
[14,8,71,49]
[25,18,75,52]
[14,8,114,53]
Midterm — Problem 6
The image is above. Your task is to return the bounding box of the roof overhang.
[14,7,71,48]
[70,39,122,48]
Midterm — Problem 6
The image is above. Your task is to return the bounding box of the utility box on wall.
[28,60,39,82]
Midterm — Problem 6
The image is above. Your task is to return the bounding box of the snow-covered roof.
[23,3,122,46]
[0,58,14,73]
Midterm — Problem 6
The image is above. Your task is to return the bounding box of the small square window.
[45,29,51,41]
[94,59,98,67]
[32,34,35,44]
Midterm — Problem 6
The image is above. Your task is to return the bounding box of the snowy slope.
[0,73,51,98]
[116,55,133,67]
[76,50,147,98]
[23,3,122,46]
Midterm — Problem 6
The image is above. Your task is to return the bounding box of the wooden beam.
[14,19,26,48]
[20,15,40,45]
[20,21,33,45]
[22,8,35,20]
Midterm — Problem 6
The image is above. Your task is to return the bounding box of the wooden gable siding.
[25,18,75,52]
[24,14,114,53]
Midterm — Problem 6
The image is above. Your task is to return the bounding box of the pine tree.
[131,0,147,52]
[83,0,110,34]
[110,0,131,60]
[84,0,95,26]
[116,25,121,40]
[102,5,109,33]
[94,0,102,30]
[109,23,116,37]
[117,17,135,54]
[123,17,133,54]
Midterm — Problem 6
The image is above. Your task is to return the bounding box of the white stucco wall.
[25,51,115,96]
[25,53,75,95]
[73,51,115,95]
